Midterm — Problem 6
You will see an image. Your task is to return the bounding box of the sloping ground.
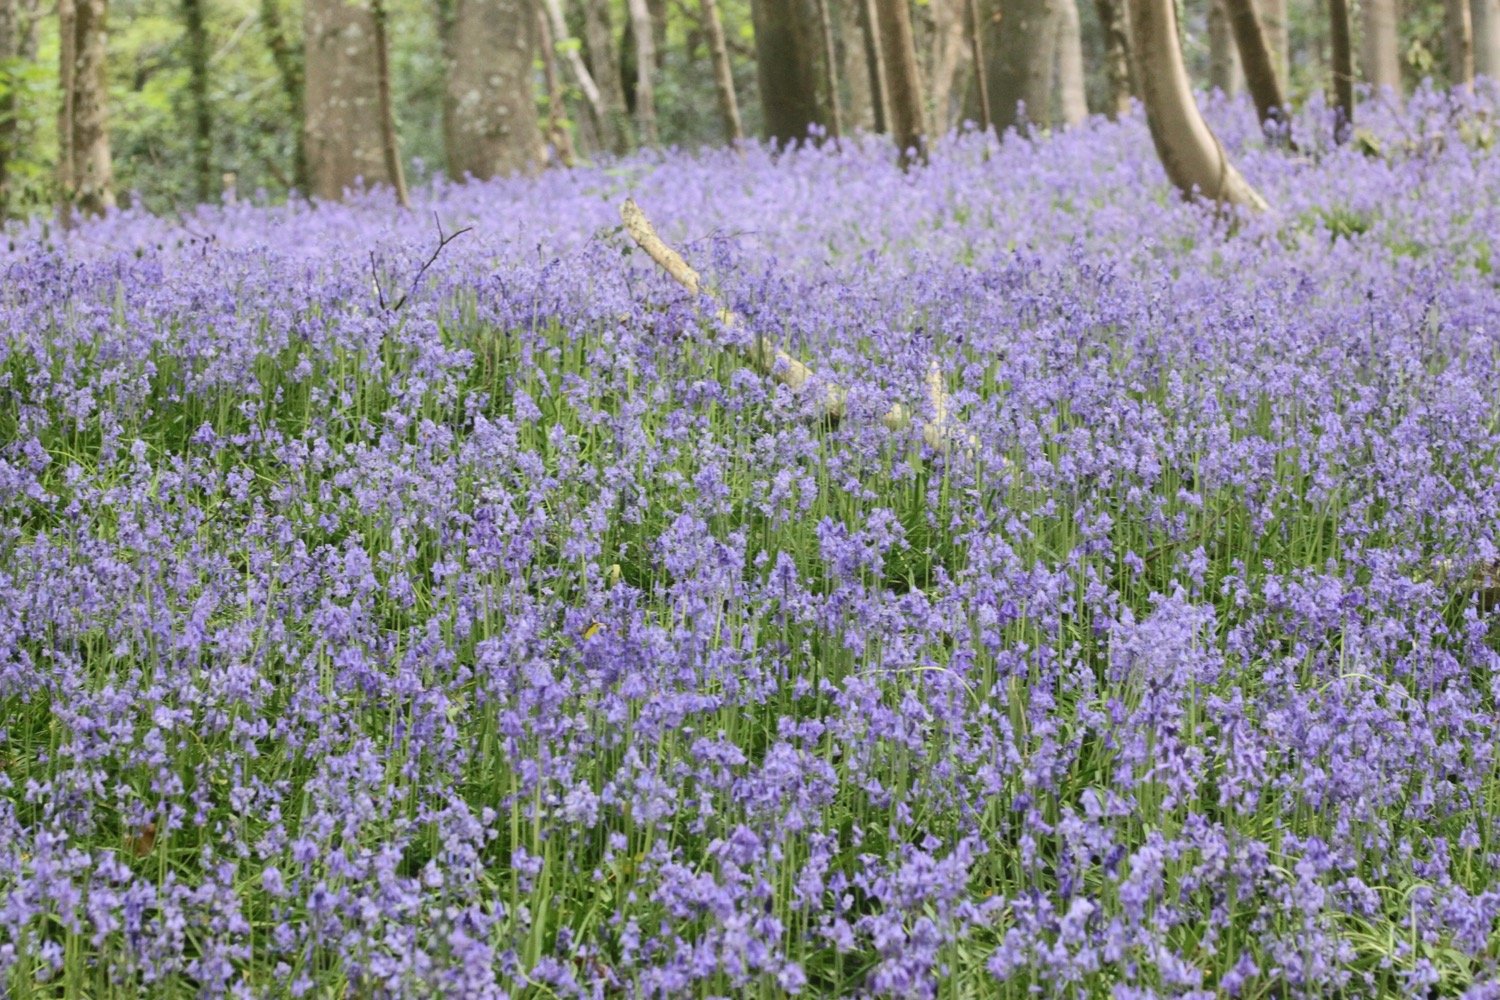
[2,88,1500,997]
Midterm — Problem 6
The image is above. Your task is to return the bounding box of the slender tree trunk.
[754,0,824,143]
[542,0,608,146]
[181,0,212,202]
[1056,0,1087,124]
[70,0,113,215]
[1128,0,1267,208]
[702,0,743,140]
[1093,0,1133,117]
[1448,0,1475,88]
[861,0,891,132]
[1209,0,1241,94]
[984,0,1060,131]
[260,0,307,191]
[370,0,408,205]
[1225,0,1289,128]
[840,0,875,129]
[1328,0,1353,138]
[968,0,992,128]
[1476,0,1500,79]
[57,0,75,215]
[815,0,843,139]
[1360,0,1400,91]
[536,3,577,165]
[927,0,969,135]
[626,0,658,145]
[877,0,926,162]
[583,0,630,153]
[306,0,391,197]
[0,0,18,211]
[442,0,543,179]
[1261,0,1287,89]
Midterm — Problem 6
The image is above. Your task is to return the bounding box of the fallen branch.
[620,198,955,450]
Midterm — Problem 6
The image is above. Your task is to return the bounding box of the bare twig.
[619,198,957,450]
[372,213,474,314]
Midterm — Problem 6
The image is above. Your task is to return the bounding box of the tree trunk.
[861,0,891,132]
[1360,0,1400,91]
[260,0,307,192]
[1448,0,1475,88]
[371,0,408,205]
[1225,0,1290,128]
[1209,0,1241,94]
[840,0,875,129]
[626,0,658,145]
[57,0,75,214]
[984,0,1060,131]
[1093,0,1133,117]
[70,0,113,215]
[1128,0,1267,209]
[754,0,824,143]
[967,0,992,129]
[306,0,392,197]
[0,0,18,211]
[877,0,927,162]
[536,3,577,164]
[1261,0,1287,89]
[927,0,970,135]
[583,0,630,153]
[1056,0,1087,124]
[542,0,608,147]
[815,0,843,139]
[1477,0,1500,79]
[182,0,212,202]
[701,0,743,140]
[442,0,542,179]
[1328,0,1353,138]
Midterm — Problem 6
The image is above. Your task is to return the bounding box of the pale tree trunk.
[877,0,926,162]
[1129,0,1267,209]
[1225,0,1290,128]
[1476,0,1500,78]
[927,0,970,135]
[861,0,890,131]
[583,0,630,153]
[70,0,113,215]
[260,0,307,191]
[1261,0,1287,89]
[57,0,75,213]
[536,4,577,164]
[1056,0,1087,124]
[968,0,992,129]
[626,0,658,145]
[1093,0,1133,117]
[815,0,843,138]
[1209,0,1241,94]
[1360,0,1400,90]
[1448,0,1475,88]
[984,0,1061,131]
[443,0,542,180]
[306,0,391,197]
[702,0,743,140]
[753,0,824,142]
[1328,0,1352,137]
[372,0,408,205]
[542,0,607,147]
[840,0,875,129]
[182,0,212,202]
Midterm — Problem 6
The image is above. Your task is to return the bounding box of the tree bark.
[1448,0,1475,88]
[57,0,75,214]
[542,0,608,146]
[306,0,392,197]
[754,0,824,143]
[1359,0,1400,92]
[1225,0,1289,128]
[536,3,576,165]
[1128,0,1267,209]
[182,0,212,202]
[1327,0,1353,138]
[927,0,970,135]
[583,0,631,153]
[1261,0,1287,89]
[840,0,875,129]
[442,0,542,180]
[983,0,1060,131]
[1056,0,1087,124]
[701,0,743,141]
[877,0,927,162]
[967,0,992,129]
[1477,0,1500,79]
[260,0,307,191]
[861,0,891,132]
[371,0,408,205]
[0,0,18,211]
[815,0,843,139]
[626,0,658,145]
[1209,0,1241,94]
[69,0,113,215]
[1093,0,1133,118]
